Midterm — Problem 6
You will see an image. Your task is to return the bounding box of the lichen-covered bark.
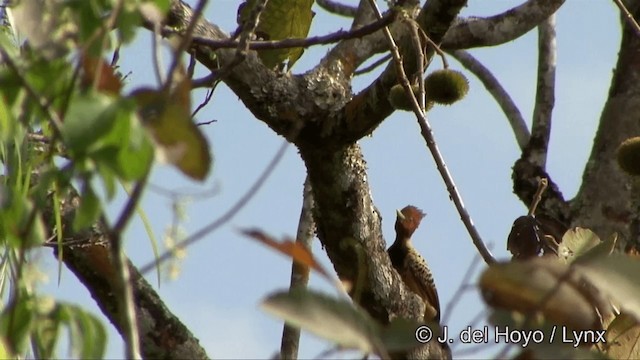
[441,0,565,50]
[570,1,640,246]
[299,143,449,358]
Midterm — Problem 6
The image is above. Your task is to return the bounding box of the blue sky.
[37,0,620,358]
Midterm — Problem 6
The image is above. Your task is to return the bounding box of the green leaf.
[574,232,617,264]
[0,187,45,249]
[0,91,15,142]
[97,163,118,200]
[150,0,170,13]
[261,288,381,354]
[32,298,60,359]
[55,303,107,359]
[558,227,601,263]
[0,296,34,354]
[89,97,154,181]
[73,183,101,231]
[606,313,640,359]
[378,318,425,353]
[132,80,211,181]
[238,0,314,70]
[10,0,75,59]
[576,254,640,323]
[117,1,143,44]
[62,93,118,156]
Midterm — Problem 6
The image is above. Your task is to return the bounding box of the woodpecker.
[387,205,441,322]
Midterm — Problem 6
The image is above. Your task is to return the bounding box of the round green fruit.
[617,137,640,175]
[388,84,433,112]
[424,69,469,105]
[388,84,418,111]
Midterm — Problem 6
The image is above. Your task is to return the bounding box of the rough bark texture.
[42,192,208,359]
[570,0,640,247]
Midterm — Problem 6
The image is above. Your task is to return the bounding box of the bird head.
[395,205,426,238]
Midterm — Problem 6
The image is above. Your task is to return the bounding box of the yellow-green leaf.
[238,0,314,70]
[131,78,211,181]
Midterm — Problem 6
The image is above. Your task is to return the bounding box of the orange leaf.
[81,55,122,95]
[242,229,331,281]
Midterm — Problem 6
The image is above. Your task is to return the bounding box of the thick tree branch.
[321,0,565,82]
[512,14,568,229]
[527,14,556,169]
[449,49,530,150]
[298,144,448,359]
[441,0,565,50]
[42,192,209,359]
[572,3,640,246]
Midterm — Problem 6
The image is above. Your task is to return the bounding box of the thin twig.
[203,0,271,84]
[354,54,391,76]
[448,50,529,150]
[366,0,496,265]
[317,0,357,17]
[106,173,150,360]
[440,253,482,326]
[139,140,290,275]
[280,177,315,360]
[196,118,217,126]
[164,0,208,93]
[112,174,149,235]
[236,0,269,50]
[528,178,548,217]
[151,25,165,85]
[406,20,425,109]
[189,12,395,50]
[613,0,640,37]
[146,181,220,200]
[107,223,141,359]
[192,81,219,118]
[414,25,448,69]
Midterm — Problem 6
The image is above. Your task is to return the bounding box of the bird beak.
[396,209,405,220]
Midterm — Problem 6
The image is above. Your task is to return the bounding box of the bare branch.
[354,54,391,75]
[317,0,357,17]
[449,49,530,150]
[528,14,556,169]
[442,0,565,50]
[280,178,315,360]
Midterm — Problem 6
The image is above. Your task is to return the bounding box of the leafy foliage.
[0,0,181,357]
[237,0,314,70]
